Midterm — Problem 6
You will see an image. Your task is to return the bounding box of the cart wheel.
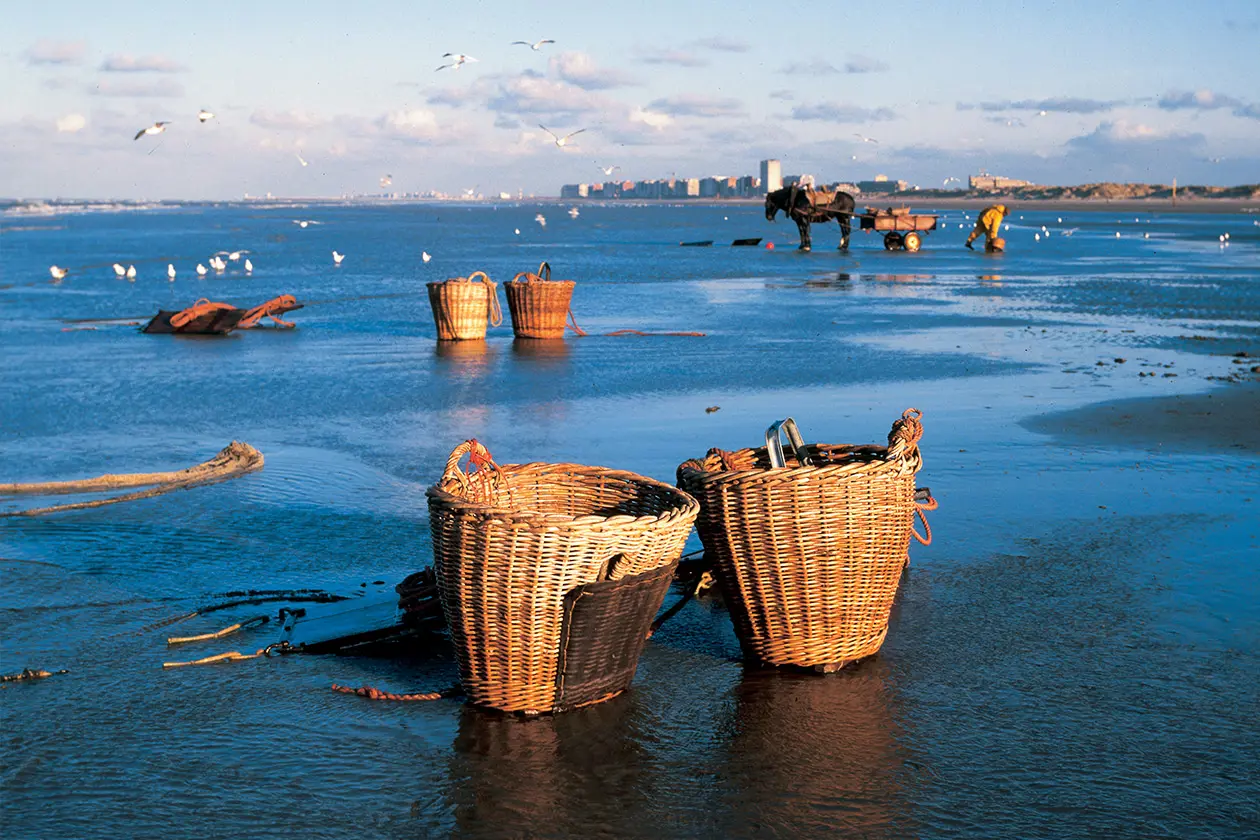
[883,233,903,251]
[903,232,922,252]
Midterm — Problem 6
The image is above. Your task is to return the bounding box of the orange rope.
[566,308,588,336]
[238,295,299,329]
[604,329,705,337]
[331,683,458,701]
[169,299,236,329]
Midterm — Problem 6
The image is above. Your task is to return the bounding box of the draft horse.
[765,186,856,251]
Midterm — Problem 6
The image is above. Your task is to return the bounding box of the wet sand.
[1025,383,1260,454]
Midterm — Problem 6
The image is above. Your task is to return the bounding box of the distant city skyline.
[3,0,1259,199]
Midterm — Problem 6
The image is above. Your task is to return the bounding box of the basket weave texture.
[427,440,699,713]
[504,262,580,339]
[676,410,932,669]
[427,271,502,340]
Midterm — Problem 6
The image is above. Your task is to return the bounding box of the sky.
[2,0,1258,199]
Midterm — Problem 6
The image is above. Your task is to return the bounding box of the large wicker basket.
[677,410,935,671]
[427,440,699,713]
[427,271,502,340]
[503,262,584,339]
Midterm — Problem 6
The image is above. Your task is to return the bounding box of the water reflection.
[446,696,652,837]
[978,274,1004,287]
[709,664,916,838]
[803,272,854,290]
[510,337,570,363]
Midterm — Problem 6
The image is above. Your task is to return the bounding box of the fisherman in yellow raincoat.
[965,204,1009,251]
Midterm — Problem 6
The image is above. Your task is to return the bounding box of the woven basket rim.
[426,461,699,525]
[678,444,910,483]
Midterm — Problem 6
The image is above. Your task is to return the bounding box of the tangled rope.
[2,668,69,683]
[163,640,292,669]
[169,299,236,329]
[886,408,925,474]
[0,441,264,517]
[238,295,300,329]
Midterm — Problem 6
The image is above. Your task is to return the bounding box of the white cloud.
[376,109,440,140]
[250,109,327,131]
[691,36,750,53]
[25,40,87,65]
[56,114,87,133]
[630,107,673,129]
[549,52,638,90]
[637,48,708,68]
[791,102,898,123]
[645,95,745,118]
[844,55,889,74]
[91,79,185,98]
[99,54,185,73]
[487,75,609,117]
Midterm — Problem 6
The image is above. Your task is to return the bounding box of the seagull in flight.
[943,176,961,186]
[511,39,555,51]
[198,109,215,123]
[380,174,393,188]
[296,153,309,167]
[854,133,878,145]
[293,219,322,228]
[539,124,585,147]
[463,186,478,197]
[134,121,170,140]
[596,163,621,176]
[534,213,547,228]
[436,53,477,71]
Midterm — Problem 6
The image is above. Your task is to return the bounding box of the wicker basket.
[503,262,585,339]
[427,271,502,341]
[676,410,935,671]
[427,440,699,713]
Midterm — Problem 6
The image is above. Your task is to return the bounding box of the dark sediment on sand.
[1023,383,1260,454]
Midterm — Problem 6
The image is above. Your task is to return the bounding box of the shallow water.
[2,203,1258,838]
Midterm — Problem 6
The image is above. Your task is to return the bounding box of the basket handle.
[765,418,811,468]
[536,261,551,281]
[912,486,937,545]
[887,408,925,473]
[440,439,499,493]
[467,271,503,327]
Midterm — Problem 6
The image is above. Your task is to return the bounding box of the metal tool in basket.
[765,417,813,468]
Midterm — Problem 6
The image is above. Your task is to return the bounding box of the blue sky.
[2,0,1258,199]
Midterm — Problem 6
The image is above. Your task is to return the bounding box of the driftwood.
[0,441,264,517]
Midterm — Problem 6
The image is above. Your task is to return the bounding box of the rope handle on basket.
[465,271,504,327]
[510,261,552,283]
[887,408,925,473]
[912,486,937,545]
[439,439,503,502]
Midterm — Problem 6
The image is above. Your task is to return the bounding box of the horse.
[765,186,856,251]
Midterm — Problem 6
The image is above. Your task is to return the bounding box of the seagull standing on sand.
[539,124,585,148]
[436,53,477,71]
[568,207,579,219]
[167,264,176,281]
[198,109,215,123]
[332,250,345,266]
[196,263,207,276]
[511,39,555,51]
[422,251,432,263]
[244,258,253,273]
[854,133,879,144]
[134,121,170,140]
[113,263,126,278]
[49,265,68,281]
[126,265,137,281]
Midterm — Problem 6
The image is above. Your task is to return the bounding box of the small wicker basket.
[427,440,699,713]
[677,411,935,671]
[504,262,584,339]
[427,271,502,341]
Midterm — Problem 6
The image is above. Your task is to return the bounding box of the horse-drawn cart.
[859,207,938,251]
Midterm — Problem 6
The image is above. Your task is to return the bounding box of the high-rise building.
[759,159,782,194]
